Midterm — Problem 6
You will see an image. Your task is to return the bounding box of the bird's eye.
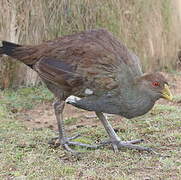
[152,81,160,87]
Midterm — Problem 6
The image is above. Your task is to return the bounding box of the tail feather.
[0,41,21,56]
[0,41,34,69]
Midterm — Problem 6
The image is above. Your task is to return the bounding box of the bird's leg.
[95,112,121,152]
[50,100,71,149]
[95,112,152,152]
[54,100,66,140]
[49,99,99,153]
[65,96,151,152]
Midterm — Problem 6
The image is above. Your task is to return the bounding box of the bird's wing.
[34,29,142,96]
[35,57,84,92]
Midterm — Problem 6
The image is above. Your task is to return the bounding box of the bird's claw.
[49,136,152,153]
[99,139,152,152]
[48,134,81,147]
[48,135,99,153]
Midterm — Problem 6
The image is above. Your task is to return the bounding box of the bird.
[0,29,173,154]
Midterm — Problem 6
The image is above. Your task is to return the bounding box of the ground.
[0,73,181,179]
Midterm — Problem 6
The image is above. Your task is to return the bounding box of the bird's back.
[0,29,143,97]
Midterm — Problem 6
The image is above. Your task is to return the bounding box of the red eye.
[152,81,160,87]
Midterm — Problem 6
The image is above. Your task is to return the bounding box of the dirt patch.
[18,103,103,131]
[17,73,181,132]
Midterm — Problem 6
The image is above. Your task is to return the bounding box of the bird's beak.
[161,84,173,101]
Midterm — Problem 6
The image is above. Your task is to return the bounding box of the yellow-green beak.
[162,84,173,101]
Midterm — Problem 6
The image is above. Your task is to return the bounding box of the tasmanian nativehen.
[0,29,173,153]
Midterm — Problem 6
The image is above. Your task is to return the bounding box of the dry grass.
[0,0,181,88]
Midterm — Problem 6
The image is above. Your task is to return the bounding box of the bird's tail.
[0,41,35,69]
[0,41,22,56]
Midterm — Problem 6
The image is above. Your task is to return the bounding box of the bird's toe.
[116,142,152,152]
[99,139,152,152]
[48,135,99,153]
[48,134,81,148]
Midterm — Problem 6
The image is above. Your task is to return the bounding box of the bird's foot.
[48,134,81,147]
[48,135,99,154]
[100,139,153,152]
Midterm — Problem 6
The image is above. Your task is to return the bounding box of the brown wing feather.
[35,58,84,92]
[6,29,143,96]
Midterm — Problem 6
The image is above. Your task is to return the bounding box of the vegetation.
[0,0,181,88]
[0,83,181,179]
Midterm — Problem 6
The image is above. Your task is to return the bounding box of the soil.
[17,73,181,132]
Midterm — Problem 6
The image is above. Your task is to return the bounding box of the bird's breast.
[117,96,155,119]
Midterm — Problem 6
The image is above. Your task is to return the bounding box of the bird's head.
[135,72,173,101]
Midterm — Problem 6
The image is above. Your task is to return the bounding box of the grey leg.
[53,100,66,141]
[96,112,152,152]
[96,112,120,152]
[50,99,99,154]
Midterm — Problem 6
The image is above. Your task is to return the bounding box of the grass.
[0,86,181,179]
[0,86,53,112]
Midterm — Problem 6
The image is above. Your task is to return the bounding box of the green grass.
[65,117,78,125]
[0,86,181,179]
[0,86,53,113]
